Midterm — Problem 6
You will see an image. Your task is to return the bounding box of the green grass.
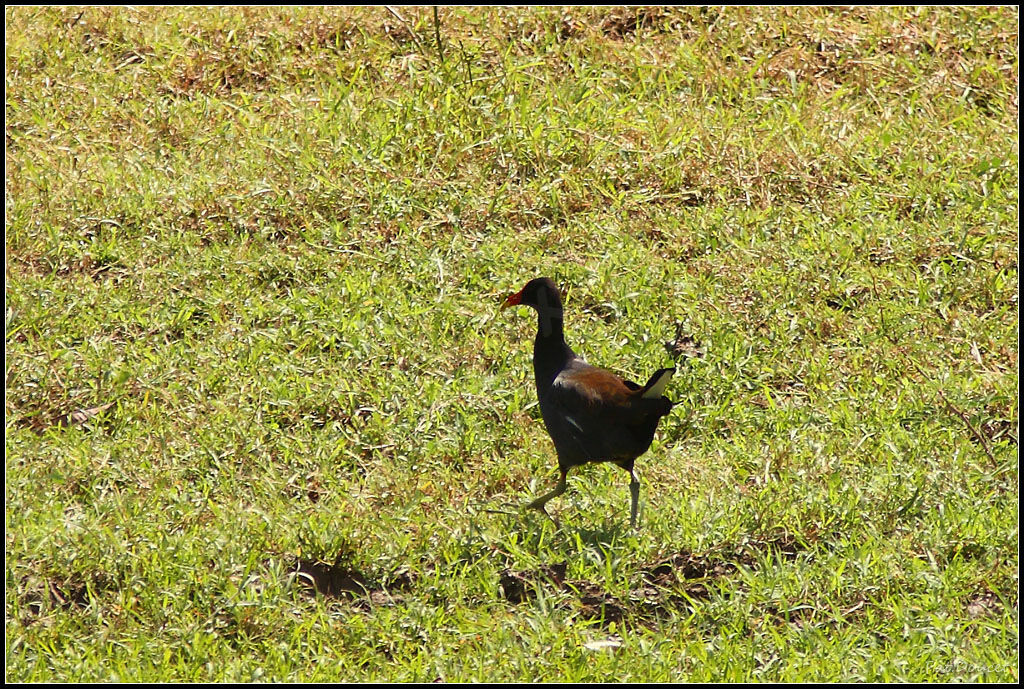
[5,6,1018,682]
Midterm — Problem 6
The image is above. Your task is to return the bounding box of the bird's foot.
[482,502,521,516]
[524,500,560,528]
[524,472,568,527]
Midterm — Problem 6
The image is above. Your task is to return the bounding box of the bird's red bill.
[502,288,524,310]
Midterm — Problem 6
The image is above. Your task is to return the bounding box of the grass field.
[5,6,1019,682]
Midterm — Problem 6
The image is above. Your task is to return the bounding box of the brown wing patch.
[555,367,637,408]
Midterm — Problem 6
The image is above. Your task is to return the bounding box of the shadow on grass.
[288,556,415,606]
[497,528,826,629]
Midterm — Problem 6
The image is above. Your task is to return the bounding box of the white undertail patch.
[641,369,674,399]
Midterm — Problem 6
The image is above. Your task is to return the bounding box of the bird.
[502,277,675,527]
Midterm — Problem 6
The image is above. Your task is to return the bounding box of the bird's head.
[502,277,563,312]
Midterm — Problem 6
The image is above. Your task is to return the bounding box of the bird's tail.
[641,367,675,400]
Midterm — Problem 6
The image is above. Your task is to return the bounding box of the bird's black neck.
[533,312,574,390]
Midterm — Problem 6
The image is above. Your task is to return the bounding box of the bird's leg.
[628,470,641,528]
[526,469,568,522]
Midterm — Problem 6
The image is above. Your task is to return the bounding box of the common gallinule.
[503,277,675,527]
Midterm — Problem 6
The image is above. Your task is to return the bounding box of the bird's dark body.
[536,355,673,474]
